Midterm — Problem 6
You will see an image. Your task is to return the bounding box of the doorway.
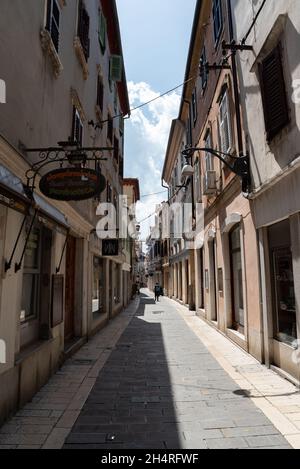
[208,239,218,321]
[229,225,245,334]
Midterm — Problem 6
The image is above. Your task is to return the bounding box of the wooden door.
[64,236,76,341]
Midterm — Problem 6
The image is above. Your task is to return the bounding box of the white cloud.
[125,81,181,243]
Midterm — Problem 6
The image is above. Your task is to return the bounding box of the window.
[93,257,104,317]
[109,56,123,83]
[259,44,289,141]
[107,182,112,203]
[72,107,83,146]
[113,136,119,163]
[200,47,208,90]
[205,131,214,171]
[98,10,107,53]
[219,90,232,154]
[268,220,296,345]
[78,0,90,61]
[229,225,245,334]
[114,86,118,114]
[212,0,223,44]
[194,158,202,202]
[191,89,198,125]
[97,75,104,111]
[107,114,113,143]
[119,116,124,138]
[46,0,60,52]
[186,107,192,146]
[20,226,42,323]
[119,157,124,178]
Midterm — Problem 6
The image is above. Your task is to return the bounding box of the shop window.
[20,225,42,324]
[20,224,53,348]
[229,225,245,334]
[268,219,296,345]
[93,256,104,317]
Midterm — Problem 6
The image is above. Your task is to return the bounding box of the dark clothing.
[154,285,161,302]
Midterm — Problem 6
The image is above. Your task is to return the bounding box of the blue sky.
[116,0,196,240]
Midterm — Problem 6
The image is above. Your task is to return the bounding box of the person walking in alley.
[154,283,162,302]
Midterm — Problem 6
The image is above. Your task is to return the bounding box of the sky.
[116,0,197,242]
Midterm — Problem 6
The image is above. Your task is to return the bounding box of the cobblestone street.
[1,291,300,449]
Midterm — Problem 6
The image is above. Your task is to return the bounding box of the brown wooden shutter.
[259,44,289,141]
[78,1,90,60]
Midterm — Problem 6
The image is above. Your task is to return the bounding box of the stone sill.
[74,36,89,80]
[40,29,63,79]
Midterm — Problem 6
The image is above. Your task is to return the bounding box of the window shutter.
[110,55,123,82]
[98,11,107,52]
[259,44,289,141]
[97,76,104,110]
[46,0,52,31]
[78,1,90,60]
[73,108,83,146]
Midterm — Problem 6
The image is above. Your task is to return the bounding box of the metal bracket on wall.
[15,209,38,273]
[4,214,28,273]
[56,231,70,274]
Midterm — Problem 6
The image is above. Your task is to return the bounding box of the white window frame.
[205,131,214,172]
[219,90,233,155]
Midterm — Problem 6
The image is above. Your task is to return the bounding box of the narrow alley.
[1,291,299,450]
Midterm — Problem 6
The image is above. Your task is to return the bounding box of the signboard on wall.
[51,275,64,327]
[40,168,106,201]
[102,239,119,257]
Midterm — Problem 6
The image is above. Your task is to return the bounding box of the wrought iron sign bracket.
[4,213,28,273]
[56,231,70,274]
[222,40,253,55]
[15,209,38,273]
[23,139,112,197]
[182,147,251,194]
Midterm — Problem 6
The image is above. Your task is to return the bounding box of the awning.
[0,163,28,201]
[0,163,69,229]
[33,193,69,229]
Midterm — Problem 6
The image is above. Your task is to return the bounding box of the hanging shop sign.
[102,239,119,257]
[39,168,106,201]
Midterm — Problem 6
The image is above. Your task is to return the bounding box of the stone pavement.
[0,290,299,449]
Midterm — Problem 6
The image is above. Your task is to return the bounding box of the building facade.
[162,0,263,361]
[232,0,300,381]
[159,0,300,384]
[0,0,132,423]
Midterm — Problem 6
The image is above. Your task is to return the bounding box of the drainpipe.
[227,0,244,157]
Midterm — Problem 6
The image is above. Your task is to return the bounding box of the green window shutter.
[98,11,107,52]
[109,55,123,82]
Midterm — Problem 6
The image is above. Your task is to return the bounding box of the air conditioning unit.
[203,171,217,196]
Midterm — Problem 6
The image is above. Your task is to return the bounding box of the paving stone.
[245,435,293,448]
[206,437,249,449]
[222,426,280,438]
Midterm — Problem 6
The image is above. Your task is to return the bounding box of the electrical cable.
[140,190,168,199]
[89,75,197,129]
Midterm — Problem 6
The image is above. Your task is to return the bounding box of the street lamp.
[181,146,251,194]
